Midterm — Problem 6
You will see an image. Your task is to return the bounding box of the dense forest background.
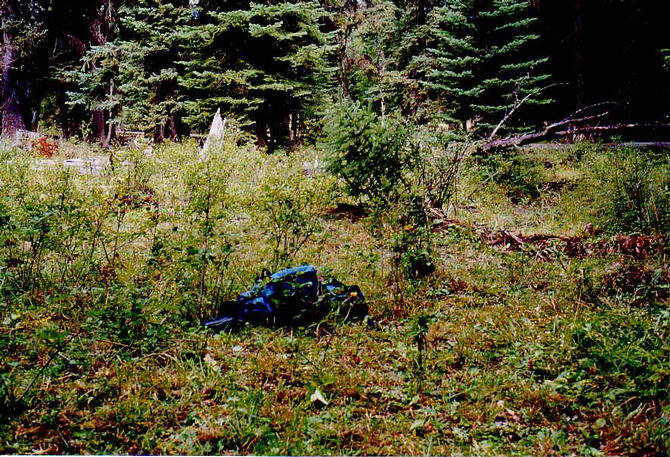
[1,0,669,146]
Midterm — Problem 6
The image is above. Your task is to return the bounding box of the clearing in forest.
[0,139,668,456]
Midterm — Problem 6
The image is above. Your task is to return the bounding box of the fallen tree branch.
[481,103,614,152]
[553,122,670,136]
[518,142,670,150]
[481,121,670,153]
[558,101,617,123]
[429,212,669,261]
[488,83,566,141]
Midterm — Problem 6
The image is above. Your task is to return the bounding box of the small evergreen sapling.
[323,100,413,204]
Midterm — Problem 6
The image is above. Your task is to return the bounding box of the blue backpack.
[204,265,366,331]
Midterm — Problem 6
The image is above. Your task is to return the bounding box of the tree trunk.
[91,106,108,145]
[417,0,427,27]
[1,7,28,135]
[572,0,585,108]
[88,1,115,146]
[167,115,178,141]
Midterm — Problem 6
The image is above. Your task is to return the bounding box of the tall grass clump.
[590,148,669,234]
[476,150,544,203]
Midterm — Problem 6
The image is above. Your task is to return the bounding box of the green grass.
[0,139,668,455]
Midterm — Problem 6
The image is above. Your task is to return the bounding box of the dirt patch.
[323,203,368,221]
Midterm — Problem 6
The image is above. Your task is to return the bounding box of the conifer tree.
[1,0,56,134]
[179,1,334,148]
[67,1,188,142]
[64,0,123,145]
[423,0,551,135]
[393,0,433,117]
[1,0,29,134]
[330,0,408,120]
[115,2,189,140]
[66,42,122,145]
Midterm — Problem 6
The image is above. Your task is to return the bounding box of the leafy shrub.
[165,145,235,322]
[323,100,415,204]
[259,159,321,270]
[591,148,669,234]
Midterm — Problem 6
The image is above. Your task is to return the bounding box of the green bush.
[258,158,321,270]
[591,148,669,234]
[323,100,415,204]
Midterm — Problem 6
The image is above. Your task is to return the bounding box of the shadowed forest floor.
[0,139,668,455]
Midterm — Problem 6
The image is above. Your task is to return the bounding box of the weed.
[410,313,432,376]
[477,150,544,203]
[390,197,435,280]
[601,259,669,307]
[590,148,670,234]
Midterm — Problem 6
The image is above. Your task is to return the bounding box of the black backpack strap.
[257,268,272,282]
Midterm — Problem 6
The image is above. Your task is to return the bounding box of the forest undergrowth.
[0,137,668,456]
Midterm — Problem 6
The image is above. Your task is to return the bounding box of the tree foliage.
[421,0,551,133]
[179,1,335,147]
[0,0,668,143]
[323,100,412,202]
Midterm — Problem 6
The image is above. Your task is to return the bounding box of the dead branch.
[481,120,670,153]
[488,83,567,141]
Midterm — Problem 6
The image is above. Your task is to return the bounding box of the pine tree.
[392,0,433,117]
[115,2,190,140]
[179,0,335,148]
[1,0,29,134]
[329,0,411,121]
[66,42,122,145]
[67,1,189,142]
[63,0,124,145]
[1,0,53,134]
[422,0,551,135]
[0,0,120,138]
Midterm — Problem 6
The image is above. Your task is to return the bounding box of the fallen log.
[429,211,668,261]
[481,122,670,153]
[521,142,670,150]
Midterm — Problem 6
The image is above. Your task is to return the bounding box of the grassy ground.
[0,138,668,455]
